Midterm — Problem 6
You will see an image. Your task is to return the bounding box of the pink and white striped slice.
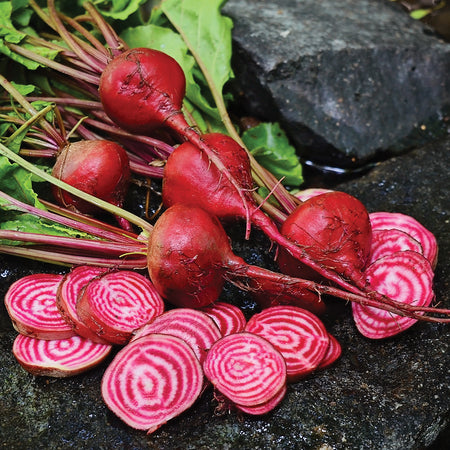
[203,332,287,408]
[13,334,112,377]
[353,250,435,339]
[76,270,164,345]
[131,308,222,362]
[200,302,246,336]
[57,265,108,343]
[369,212,438,269]
[317,333,342,370]
[245,305,330,382]
[101,333,204,433]
[4,273,75,340]
[369,229,423,265]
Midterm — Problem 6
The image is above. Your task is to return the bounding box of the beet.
[101,333,204,433]
[4,273,75,340]
[12,334,112,377]
[352,250,435,339]
[161,137,374,296]
[369,212,438,269]
[203,332,287,409]
[147,204,327,311]
[200,302,247,336]
[52,139,131,228]
[99,48,186,134]
[56,265,109,344]
[76,270,165,345]
[131,308,222,363]
[279,191,372,283]
[245,305,330,382]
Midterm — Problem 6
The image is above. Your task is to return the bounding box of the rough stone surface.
[222,0,450,169]
[1,137,449,449]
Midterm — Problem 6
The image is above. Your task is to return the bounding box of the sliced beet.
[353,250,435,339]
[101,333,204,433]
[369,229,423,264]
[244,305,330,382]
[369,212,438,269]
[76,270,164,345]
[200,302,247,336]
[235,384,287,416]
[56,265,109,343]
[131,308,222,362]
[317,333,342,370]
[4,273,75,340]
[203,332,287,408]
[12,333,112,377]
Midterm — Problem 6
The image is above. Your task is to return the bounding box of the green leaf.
[160,0,234,124]
[91,0,147,21]
[242,123,304,187]
[0,156,43,207]
[410,9,431,20]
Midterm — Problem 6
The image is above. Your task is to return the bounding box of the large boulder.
[223,0,450,169]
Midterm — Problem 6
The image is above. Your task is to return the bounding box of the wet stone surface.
[223,0,450,169]
[1,137,449,449]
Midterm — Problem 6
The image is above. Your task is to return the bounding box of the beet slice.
[244,306,330,382]
[56,265,109,343]
[131,308,222,362]
[101,333,204,433]
[76,270,164,345]
[12,333,112,377]
[200,302,247,336]
[369,229,423,265]
[235,384,287,416]
[353,250,435,339]
[317,333,342,370]
[4,273,75,340]
[369,212,438,269]
[203,332,287,407]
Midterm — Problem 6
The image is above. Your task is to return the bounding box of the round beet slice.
[76,270,164,345]
[56,265,109,343]
[4,273,75,340]
[101,333,204,433]
[203,332,287,407]
[200,302,247,336]
[245,306,330,382]
[13,334,112,377]
[131,308,222,363]
[353,250,435,339]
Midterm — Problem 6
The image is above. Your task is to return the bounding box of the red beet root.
[52,140,131,218]
[76,270,164,345]
[101,333,204,433]
[161,137,374,296]
[245,306,330,382]
[13,334,112,377]
[56,265,109,343]
[99,48,186,134]
[147,204,326,311]
[4,273,75,340]
[279,191,372,284]
[131,308,222,363]
[203,332,287,409]
[352,250,435,339]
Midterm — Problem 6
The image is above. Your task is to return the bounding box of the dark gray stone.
[223,0,450,169]
[1,136,449,449]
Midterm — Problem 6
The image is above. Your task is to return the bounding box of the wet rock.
[222,0,450,170]
[0,136,449,448]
